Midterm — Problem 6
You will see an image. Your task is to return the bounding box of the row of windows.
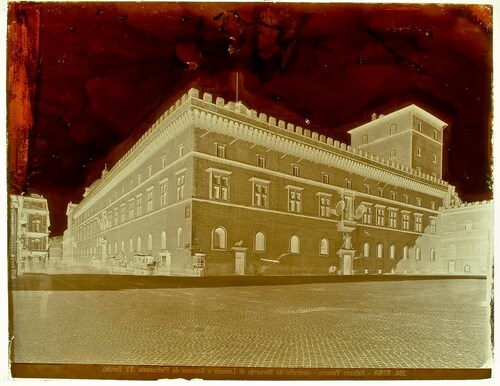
[210,171,434,233]
[76,171,188,240]
[362,243,436,261]
[211,227,330,256]
[215,143,437,207]
[360,123,439,144]
[79,228,187,258]
[76,144,186,226]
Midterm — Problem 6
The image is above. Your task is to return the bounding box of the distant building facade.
[9,194,51,275]
[49,236,63,262]
[62,88,491,276]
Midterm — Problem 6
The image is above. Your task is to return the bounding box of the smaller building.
[49,236,63,262]
[9,194,51,275]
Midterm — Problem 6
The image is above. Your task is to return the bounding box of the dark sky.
[8,2,493,236]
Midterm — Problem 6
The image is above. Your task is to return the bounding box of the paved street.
[10,276,491,369]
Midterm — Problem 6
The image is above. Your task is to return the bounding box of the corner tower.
[348,105,447,178]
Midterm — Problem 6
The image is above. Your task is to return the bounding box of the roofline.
[347,104,448,134]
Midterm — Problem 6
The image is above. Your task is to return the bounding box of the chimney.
[371,113,377,121]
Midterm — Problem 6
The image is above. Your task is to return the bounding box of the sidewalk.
[9,271,487,291]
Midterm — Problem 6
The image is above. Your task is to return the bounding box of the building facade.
[62,88,490,276]
[9,194,51,275]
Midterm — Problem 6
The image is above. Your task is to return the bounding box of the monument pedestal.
[337,248,356,275]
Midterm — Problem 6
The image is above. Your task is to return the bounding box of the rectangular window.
[211,172,230,201]
[363,205,372,225]
[160,183,168,207]
[404,195,409,204]
[390,124,397,134]
[378,188,384,198]
[431,201,436,210]
[185,205,191,219]
[433,130,438,140]
[416,197,422,207]
[288,188,302,213]
[130,179,134,190]
[136,196,142,216]
[121,205,125,223]
[414,215,423,232]
[148,166,152,179]
[322,172,329,184]
[292,164,300,177]
[364,185,370,194]
[147,189,153,212]
[114,208,118,226]
[418,122,422,131]
[389,210,397,228]
[417,147,422,156]
[179,144,184,158]
[376,207,385,227]
[253,181,269,208]
[257,155,266,168]
[402,212,410,230]
[391,191,397,201]
[345,179,352,189]
[177,174,185,200]
[433,154,437,163]
[162,155,167,168]
[216,144,226,158]
[319,195,331,217]
[362,134,368,144]
[138,174,142,185]
[129,200,134,219]
[429,217,436,234]
[390,149,396,157]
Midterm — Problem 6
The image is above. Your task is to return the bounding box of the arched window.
[403,245,409,259]
[148,234,153,251]
[464,264,471,273]
[290,235,300,254]
[390,245,395,259]
[416,247,421,260]
[254,231,265,252]
[363,242,370,258]
[430,248,435,261]
[161,231,167,250]
[377,243,383,258]
[114,242,118,254]
[320,238,329,256]
[137,236,142,252]
[129,238,133,252]
[212,227,227,250]
[177,227,183,248]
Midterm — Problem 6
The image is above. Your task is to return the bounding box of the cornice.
[191,105,448,198]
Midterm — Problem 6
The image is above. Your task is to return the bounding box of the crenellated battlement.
[182,88,448,188]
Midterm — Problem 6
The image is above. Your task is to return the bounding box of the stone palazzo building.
[9,194,51,275]
[62,88,492,276]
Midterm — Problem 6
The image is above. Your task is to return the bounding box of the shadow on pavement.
[9,273,486,291]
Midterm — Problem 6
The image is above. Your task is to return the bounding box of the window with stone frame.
[389,209,397,228]
[211,172,230,201]
[176,173,185,200]
[375,206,385,227]
[362,204,372,224]
[318,194,331,217]
[253,180,269,208]
[414,214,423,232]
[402,211,410,230]
[288,187,302,213]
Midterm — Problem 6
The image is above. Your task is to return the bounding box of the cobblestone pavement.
[11,278,491,368]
